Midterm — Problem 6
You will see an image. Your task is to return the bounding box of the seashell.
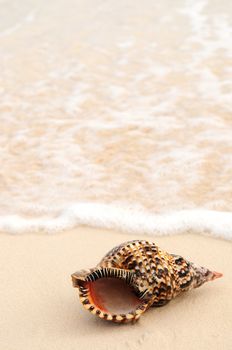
[71,240,222,323]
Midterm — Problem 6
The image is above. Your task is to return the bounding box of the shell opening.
[87,277,141,314]
[72,268,148,322]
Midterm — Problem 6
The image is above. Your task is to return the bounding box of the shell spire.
[71,240,222,323]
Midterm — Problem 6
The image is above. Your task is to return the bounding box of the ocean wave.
[0,1,232,238]
[1,202,232,240]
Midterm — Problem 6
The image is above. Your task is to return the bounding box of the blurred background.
[0,0,232,232]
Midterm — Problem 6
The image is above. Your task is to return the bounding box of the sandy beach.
[0,227,231,350]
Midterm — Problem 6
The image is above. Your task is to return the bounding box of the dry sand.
[0,227,231,350]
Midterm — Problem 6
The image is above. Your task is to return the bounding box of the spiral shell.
[71,240,222,323]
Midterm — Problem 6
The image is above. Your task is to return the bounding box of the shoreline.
[1,203,232,241]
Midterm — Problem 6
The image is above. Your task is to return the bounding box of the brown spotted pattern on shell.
[71,240,222,323]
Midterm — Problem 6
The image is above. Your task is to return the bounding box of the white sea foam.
[0,0,232,238]
[0,203,232,240]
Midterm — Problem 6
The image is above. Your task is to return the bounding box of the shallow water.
[0,0,232,237]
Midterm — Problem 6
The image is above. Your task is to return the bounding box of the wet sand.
[1,0,232,216]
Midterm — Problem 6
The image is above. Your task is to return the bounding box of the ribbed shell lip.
[71,267,150,323]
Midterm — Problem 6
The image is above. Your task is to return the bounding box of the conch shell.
[71,240,222,323]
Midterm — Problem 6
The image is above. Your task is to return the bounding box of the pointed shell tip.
[212,271,223,280]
